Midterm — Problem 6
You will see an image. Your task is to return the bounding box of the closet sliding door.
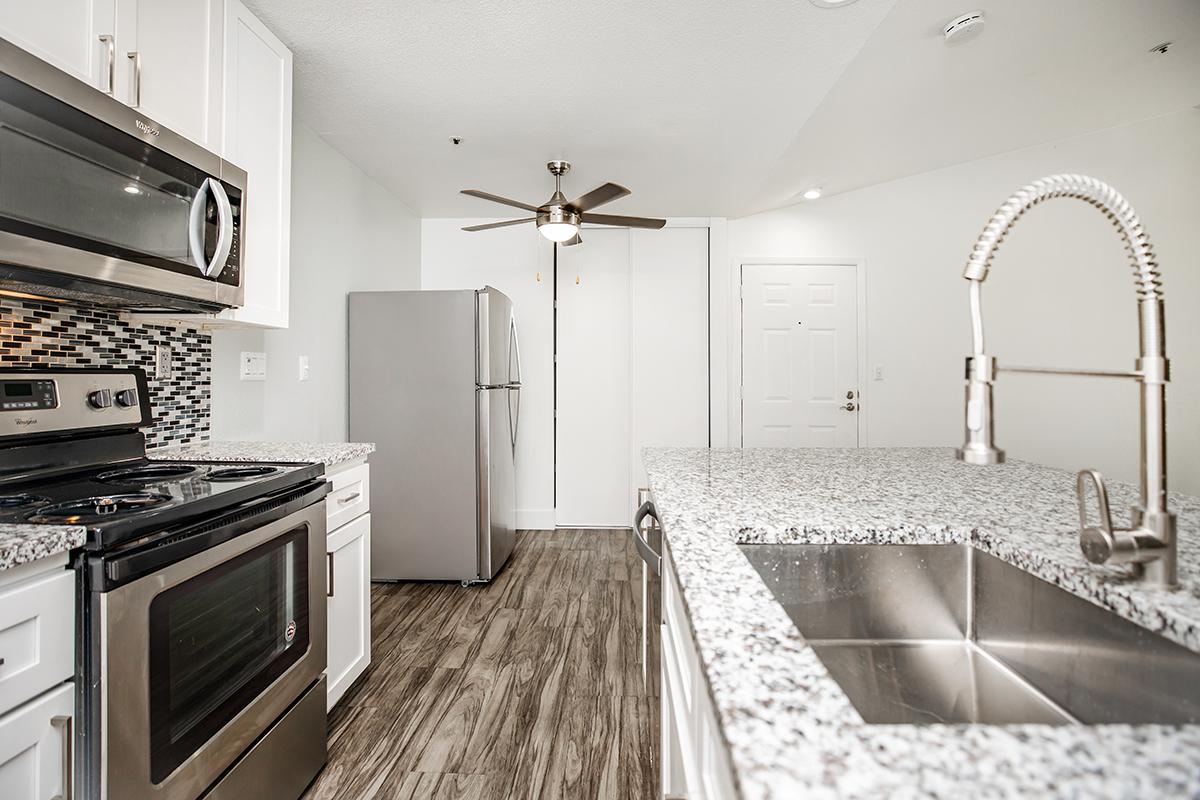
[555,228,631,528]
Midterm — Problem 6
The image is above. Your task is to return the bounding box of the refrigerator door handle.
[509,316,522,386]
[508,386,521,452]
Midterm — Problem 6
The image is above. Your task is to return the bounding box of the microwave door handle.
[188,179,212,273]
[207,180,234,277]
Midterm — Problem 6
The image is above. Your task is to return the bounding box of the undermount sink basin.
[739,543,1200,725]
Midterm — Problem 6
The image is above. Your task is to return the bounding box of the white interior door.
[556,228,631,527]
[741,263,859,447]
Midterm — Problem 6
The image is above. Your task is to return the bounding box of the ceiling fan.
[460,161,666,246]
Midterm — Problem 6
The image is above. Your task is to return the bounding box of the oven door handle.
[188,178,235,278]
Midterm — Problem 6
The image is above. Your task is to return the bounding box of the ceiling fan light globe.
[539,221,580,243]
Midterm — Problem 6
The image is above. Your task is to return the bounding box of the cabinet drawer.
[327,463,370,531]
[0,571,73,717]
[0,682,73,800]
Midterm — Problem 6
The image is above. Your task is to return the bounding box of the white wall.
[211,121,421,441]
[420,220,556,529]
[728,110,1200,495]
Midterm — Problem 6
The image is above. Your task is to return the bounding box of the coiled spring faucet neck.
[956,174,1176,587]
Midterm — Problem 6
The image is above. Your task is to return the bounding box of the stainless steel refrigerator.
[348,287,520,583]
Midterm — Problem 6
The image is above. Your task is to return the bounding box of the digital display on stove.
[0,379,57,411]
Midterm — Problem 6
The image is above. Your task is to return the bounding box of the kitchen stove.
[0,367,329,800]
[0,452,319,549]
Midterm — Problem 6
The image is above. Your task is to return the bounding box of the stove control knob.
[115,389,138,408]
[87,389,113,409]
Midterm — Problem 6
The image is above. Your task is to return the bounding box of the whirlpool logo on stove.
[14,417,38,427]
[285,619,296,643]
[135,119,160,137]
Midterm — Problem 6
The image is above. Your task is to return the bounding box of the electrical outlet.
[240,351,267,381]
[873,364,884,381]
[298,355,310,382]
[154,345,172,380]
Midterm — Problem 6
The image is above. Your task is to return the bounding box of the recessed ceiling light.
[123,185,140,194]
[810,0,860,7]
[802,188,822,200]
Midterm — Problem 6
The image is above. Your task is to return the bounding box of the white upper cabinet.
[113,0,224,151]
[215,0,292,329]
[0,0,117,91]
[3,0,293,329]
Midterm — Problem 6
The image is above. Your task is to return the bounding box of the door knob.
[842,402,857,411]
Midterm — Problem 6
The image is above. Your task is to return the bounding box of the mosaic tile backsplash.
[0,298,211,448]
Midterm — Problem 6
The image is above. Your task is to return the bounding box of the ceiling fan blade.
[567,182,631,212]
[461,189,539,213]
[461,218,535,232]
[581,212,666,230]
[562,233,583,247]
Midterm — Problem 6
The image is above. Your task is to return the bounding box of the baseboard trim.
[516,508,556,529]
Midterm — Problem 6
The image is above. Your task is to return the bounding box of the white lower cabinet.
[325,463,372,711]
[0,683,73,800]
[662,544,737,799]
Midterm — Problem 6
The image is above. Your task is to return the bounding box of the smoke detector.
[943,11,985,44]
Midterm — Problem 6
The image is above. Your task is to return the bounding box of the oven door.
[0,38,244,311]
[99,499,326,800]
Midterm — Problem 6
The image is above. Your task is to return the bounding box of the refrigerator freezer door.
[477,386,516,579]
[349,290,479,581]
[476,287,516,387]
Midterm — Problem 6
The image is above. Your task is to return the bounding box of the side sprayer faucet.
[955,174,1176,587]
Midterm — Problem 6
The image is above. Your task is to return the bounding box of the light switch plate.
[298,355,310,382]
[240,351,267,381]
[873,364,884,381]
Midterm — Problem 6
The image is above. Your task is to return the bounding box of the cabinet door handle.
[337,492,362,505]
[126,51,141,108]
[51,715,72,800]
[327,552,335,597]
[98,35,114,95]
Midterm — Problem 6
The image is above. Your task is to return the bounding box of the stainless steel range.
[0,368,328,800]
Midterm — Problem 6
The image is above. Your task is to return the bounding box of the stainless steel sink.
[739,543,1200,725]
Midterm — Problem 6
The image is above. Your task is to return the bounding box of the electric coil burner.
[28,492,171,523]
[0,493,47,508]
[97,464,201,483]
[205,465,281,481]
[0,368,330,800]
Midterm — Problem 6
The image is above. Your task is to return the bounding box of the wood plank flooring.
[303,529,659,800]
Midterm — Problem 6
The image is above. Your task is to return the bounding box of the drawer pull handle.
[51,715,72,800]
[327,552,335,598]
[337,492,362,505]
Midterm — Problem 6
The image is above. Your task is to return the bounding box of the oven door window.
[148,527,309,784]
[0,71,220,276]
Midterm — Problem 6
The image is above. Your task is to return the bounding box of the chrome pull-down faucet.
[955,174,1177,587]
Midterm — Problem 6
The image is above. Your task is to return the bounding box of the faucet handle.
[1076,469,1143,566]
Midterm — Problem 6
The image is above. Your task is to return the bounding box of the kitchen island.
[643,447,1200,799]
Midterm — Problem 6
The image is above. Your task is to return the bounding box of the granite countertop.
[643,447,1200,799]
[0,524,86,572]
[151,440,375,469]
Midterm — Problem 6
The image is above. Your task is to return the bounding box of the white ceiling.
[750,0,1200,213]
[240,0,898,217]
[243,0,1200,219]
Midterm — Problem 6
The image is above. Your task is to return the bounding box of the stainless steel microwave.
[0,37,245,312]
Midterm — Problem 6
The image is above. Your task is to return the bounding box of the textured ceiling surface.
[240,0,897,217]
[243,0,1200,217]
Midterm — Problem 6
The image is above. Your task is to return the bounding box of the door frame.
[724,258,869,448]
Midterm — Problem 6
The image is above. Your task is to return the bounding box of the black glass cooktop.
[0,459,321,550]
